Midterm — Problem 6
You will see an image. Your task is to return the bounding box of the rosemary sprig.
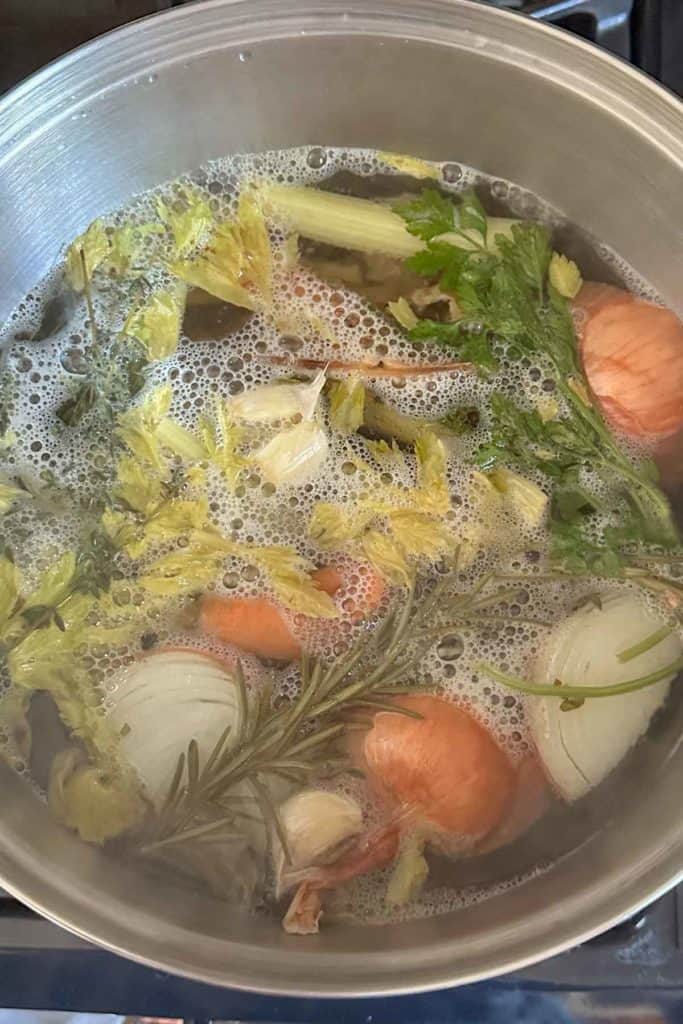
[139,555,683,868]
[139,581,450,855]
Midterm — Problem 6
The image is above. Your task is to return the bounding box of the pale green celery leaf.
[115,385,173,470]
[389,510,456,560]
[414,429,451,515]
[123,289,185,361]
[0,556,20,628]
[360,529,412,587]
[0,478,29,516]
[155,418,207,462]
[65,219,110,291]
[139,537,229,596]
[106,222,164,277]
[49,748,146,844]
[101,508,145,558]
[386,297,419,331]
[170,188,272,311]
[328,377,366,434]
[549,252,583,299]
[488,467,549,529]
[23,551,77,610]
[156,187,213,258]
[113,455,165,515]
[145,497,209,542]
[170,257,258,310]
[365,438,406,465]
[0,429,17,453]
[7,625,116,757]
[201,398,249,490]
[251,545,339,618]
[104,497,208,560]
[308,502,371,549]
[386,835,429,906]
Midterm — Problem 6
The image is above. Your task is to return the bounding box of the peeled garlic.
[230,369,326,422]
[253,420,329,487]
[274,788,363,895]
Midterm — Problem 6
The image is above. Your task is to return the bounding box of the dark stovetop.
[1,883,683,1019]
[1,0,682,1019]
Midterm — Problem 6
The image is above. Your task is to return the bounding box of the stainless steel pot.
[0,0,682,996]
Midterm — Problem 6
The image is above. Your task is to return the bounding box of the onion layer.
[363,695,515,848]
[574,282,683,440]
[529,594,681,801]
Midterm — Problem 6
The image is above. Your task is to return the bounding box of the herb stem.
[478,656,683,699]
[617,625,674,664]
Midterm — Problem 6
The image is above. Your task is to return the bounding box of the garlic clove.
[274,788,363,897]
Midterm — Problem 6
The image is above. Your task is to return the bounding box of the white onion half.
[108,649,242,807]
[529,594,681,801]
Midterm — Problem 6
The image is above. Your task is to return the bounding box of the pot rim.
[0,0,682,997]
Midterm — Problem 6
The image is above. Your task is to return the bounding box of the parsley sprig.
[394,188,680,566]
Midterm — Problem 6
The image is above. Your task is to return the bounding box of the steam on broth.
[1,147,682,933]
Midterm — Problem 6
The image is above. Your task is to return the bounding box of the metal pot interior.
[0,0,681,995]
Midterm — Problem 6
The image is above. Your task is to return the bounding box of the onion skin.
[363,695,515,844]
[573,282,683,441]
[477,755,552,854]
[282,824,400,935]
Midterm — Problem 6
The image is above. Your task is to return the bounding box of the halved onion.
[108,649,243,807]
[529,594,681,801]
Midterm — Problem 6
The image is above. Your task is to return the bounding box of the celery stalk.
[157,419,206,462]
[261,184,518,258]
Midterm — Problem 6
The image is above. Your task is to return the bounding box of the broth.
[0,147,681,933]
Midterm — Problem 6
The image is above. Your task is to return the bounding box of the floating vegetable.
[274,788,363,896]
[529,594,682,801]
[122,289,184,362]
[488,467,549,530]
[170,190,271,311]
[574,282,683,440]
[261,185,517,259]
[198,562,385,660]
[0,477,29,517]
[327,377,365,434]
[65,220,109,291]
[230,370,326,422]
[385,833,429,906]
[266,354,471,377]
[283,823,401,934]
[253,420,329,488]
[48,748,146,844]
[363,695,515,853]
[107,650,246,806]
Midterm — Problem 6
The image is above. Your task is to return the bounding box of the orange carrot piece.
[198,562,386,662]
[199,595,302,661]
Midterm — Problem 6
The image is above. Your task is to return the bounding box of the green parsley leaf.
[458,190,488,240]
[409,320,498,376]
[393,188,456,242]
